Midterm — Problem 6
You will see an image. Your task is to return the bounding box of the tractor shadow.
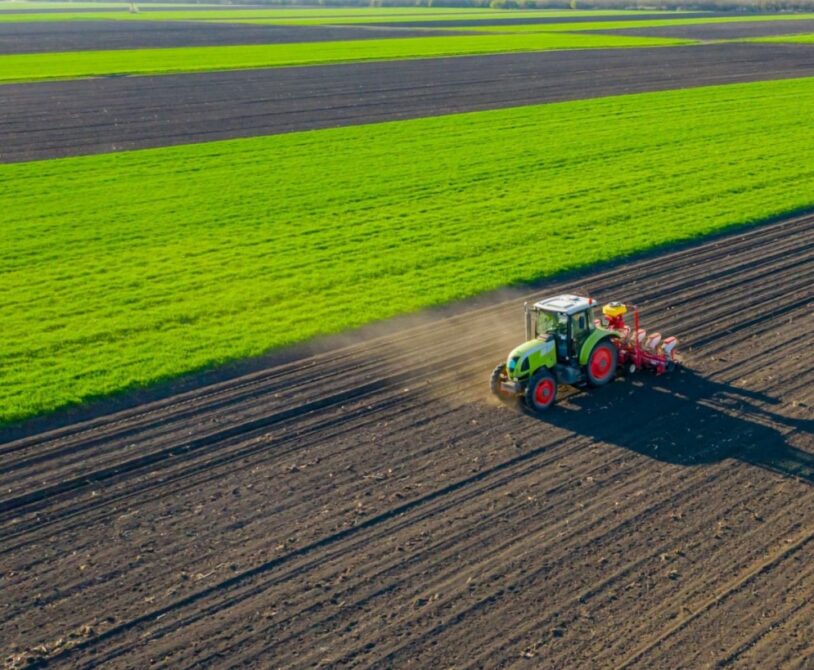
[535,367,814,485]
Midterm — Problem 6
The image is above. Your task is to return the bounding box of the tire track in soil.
[617,528,814,668]
[263,461,780,668]
[378,384,814,667]
[1,214,812,668]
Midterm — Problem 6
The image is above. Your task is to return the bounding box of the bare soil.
[1,214,812,669]
[3,42,814,163]
[0,4,267,13]
[593,18,814,39]
[360,11,725,27]
[0,20,472,55]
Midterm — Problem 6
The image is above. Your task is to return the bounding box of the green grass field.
[3,76,814,424]
[0,32,692,84]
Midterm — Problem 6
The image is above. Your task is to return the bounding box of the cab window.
[571,311,591,347]
[536,311,567,337]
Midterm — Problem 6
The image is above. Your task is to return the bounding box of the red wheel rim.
[590,347,612,379]
[534,378,555,405]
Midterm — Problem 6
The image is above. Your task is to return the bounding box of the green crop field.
[0,32,692,84]
[3,76,814,424]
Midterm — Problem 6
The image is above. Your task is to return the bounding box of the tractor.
[490,294,678,412]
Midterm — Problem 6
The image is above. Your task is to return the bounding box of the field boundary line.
[3,211,812,447]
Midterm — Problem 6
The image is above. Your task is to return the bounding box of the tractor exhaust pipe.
[524,302,532,341]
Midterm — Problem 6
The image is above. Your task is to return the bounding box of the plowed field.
[3,213,812,669]
[593,18,814,39]
[4,42,814,162]
[0,21,469,54]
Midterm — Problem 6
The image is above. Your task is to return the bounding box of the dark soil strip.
[0,4,267,12]
[0,20,472,54]
[591,18,814,39]
[2,42,814,163]
[361,11,730,28]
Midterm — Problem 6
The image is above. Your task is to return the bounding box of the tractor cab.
[524,294,596,363]
[492,293,621,411]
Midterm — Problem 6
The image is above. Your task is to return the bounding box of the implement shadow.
[535,367,814,485]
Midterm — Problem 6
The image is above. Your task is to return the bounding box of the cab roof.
[532,294,593,315]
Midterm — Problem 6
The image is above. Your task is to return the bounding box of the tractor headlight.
[508,357,519,373]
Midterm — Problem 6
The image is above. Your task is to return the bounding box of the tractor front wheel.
[525,368,557,412]
[490,363,507,397]
[586,340,618,387]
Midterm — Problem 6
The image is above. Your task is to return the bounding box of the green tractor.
[490,294,619,412]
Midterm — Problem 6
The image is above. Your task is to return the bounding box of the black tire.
[586,340,618,387]
[525,367,557,412]
[490,363,506,397]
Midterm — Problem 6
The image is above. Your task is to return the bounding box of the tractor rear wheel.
[525,368,557,412]
[586,340,618,387]
[490,363,506,397]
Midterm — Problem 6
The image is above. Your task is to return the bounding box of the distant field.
[0,1,220,10]
[6,6,814,29]
[3,76,814,423]
[0,1,128,7]
[5,7,814,83]
[0,32,692,83]
[0,7,658,21]
[454,13,814,32]
[194,9,687,25]
[583,17,814,39]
